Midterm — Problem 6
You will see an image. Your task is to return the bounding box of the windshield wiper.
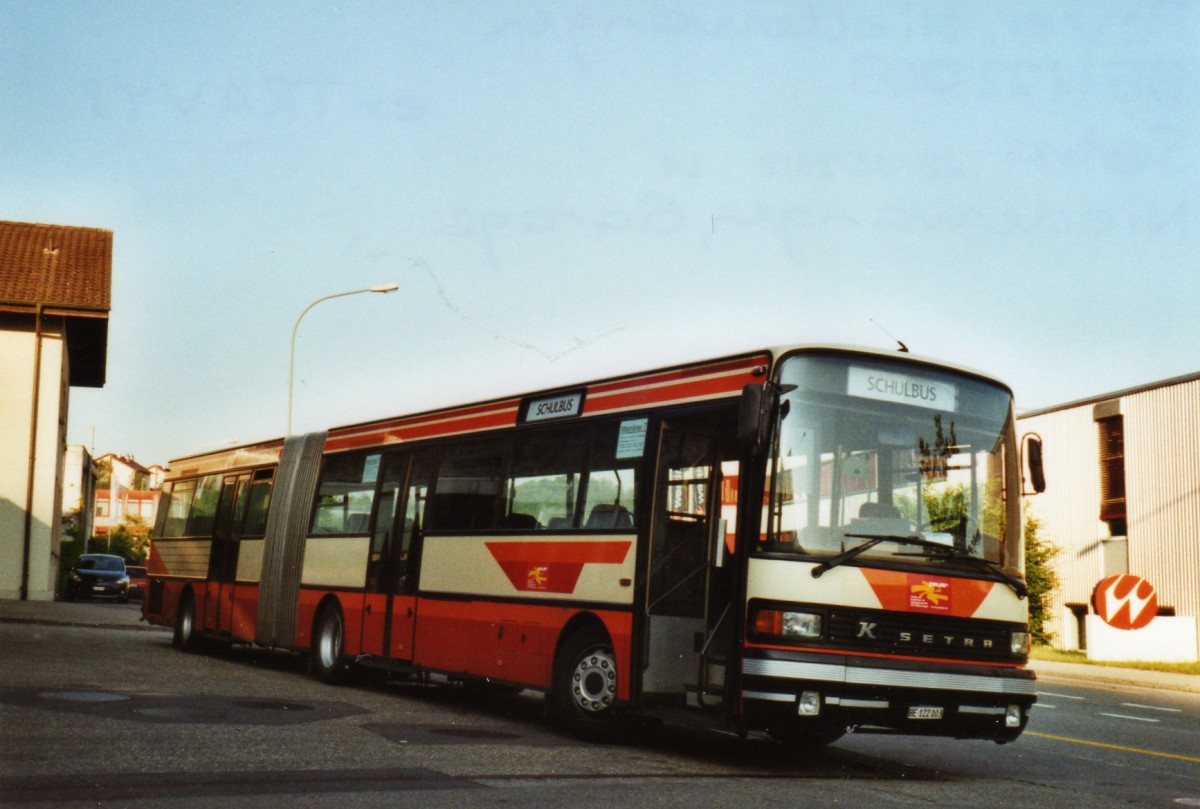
[934,552,1028,599]
[811,532,1028,599]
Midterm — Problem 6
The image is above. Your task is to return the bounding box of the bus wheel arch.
[552,618,629,742]
[310,597,348,685]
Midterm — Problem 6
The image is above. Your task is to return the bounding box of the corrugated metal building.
[1018,372,1200,659]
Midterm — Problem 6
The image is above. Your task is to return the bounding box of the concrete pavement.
[2,598,1196,694]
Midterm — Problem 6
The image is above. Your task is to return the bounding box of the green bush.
[1023,513,1060,645]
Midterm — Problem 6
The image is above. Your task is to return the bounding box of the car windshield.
[79,556,125,572]
[757,353,1022,573]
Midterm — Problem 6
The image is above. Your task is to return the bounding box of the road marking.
[1121,702,1182,713]
[1032,703,1057,709]
[1028,731,1200,763]
[1100,712,1161,723]
[1037,691,1085,700]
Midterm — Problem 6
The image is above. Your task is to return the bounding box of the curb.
[1033,659,1200,695]
[0,615,170,633]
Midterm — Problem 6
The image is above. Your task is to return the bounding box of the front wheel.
[310,605,347,684]
[552,627,628,743]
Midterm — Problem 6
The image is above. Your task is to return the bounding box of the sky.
[2,1,1196,465]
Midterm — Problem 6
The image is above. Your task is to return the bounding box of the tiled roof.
[0,220,112,387]
[0,220,112,311]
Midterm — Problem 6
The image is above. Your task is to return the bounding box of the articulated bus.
[144,345,1042,745]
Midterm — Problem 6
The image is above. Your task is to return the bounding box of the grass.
[1032,645,1200,676]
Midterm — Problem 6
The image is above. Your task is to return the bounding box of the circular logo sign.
[1093,575,1158,630]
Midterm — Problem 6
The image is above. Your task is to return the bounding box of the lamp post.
[287,283,399,436]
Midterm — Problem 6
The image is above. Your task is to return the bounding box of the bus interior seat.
[858,501,901,519]
[503,512,540,530]
[586,504,633,529]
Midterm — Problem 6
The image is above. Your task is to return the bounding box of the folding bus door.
[642,423,721,706]
[360,451,435,664]
[208,473,250,635]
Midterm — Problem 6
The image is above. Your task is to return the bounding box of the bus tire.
[310,604,347,685]
[173,591,202,653]
[552,626,628,743]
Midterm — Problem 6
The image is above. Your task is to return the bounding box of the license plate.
[907,706,944,720]
[92,586,106,592]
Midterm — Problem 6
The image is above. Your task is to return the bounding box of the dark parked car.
[125,565,147,599]
[66,554,130,602]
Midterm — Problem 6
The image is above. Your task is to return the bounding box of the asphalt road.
[2,600,1198,808]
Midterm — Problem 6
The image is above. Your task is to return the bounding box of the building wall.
[0,319,69,601]
[1123,379,1200,653]
[1019,377,1200,659]
[62,445,96,554]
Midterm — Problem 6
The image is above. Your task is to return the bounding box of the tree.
[95,516,150,564]
[95,457,112,488]
[897,484,1060,644]
[1023,513,1060,646]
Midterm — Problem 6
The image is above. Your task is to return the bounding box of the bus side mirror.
[738,383,795,453]
[738,384,767,450]
[1022,433,1046,494]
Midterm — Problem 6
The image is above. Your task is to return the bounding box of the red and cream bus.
[144,345,1040,745]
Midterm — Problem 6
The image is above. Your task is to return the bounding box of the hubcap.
[571,647,617,714]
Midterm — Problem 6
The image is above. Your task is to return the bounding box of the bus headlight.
[1010,632,1031,656]
[754,607,823,639]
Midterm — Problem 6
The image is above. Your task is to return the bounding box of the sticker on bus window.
[847,367,958,412]
[616,418,649,459]
[362,454,381,484]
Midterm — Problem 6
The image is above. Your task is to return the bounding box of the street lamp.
[287,283,399,436]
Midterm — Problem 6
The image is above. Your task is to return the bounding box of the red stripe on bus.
[325,406,520,452]
[585,356,766,396]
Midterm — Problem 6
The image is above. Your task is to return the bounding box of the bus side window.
[184,475,224,537]
[581,421,641,530]
[242,468,274,536]
[507,426,589,530]
[427,438,507,532]
[310,453,379,535]
[159,479,195,538]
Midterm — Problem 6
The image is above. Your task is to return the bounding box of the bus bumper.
[741,649,1037,743]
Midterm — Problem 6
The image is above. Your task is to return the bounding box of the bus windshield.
[759,353,1021,574]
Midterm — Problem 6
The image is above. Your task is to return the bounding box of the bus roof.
[163,344,1011,474]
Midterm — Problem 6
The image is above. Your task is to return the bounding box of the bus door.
[642,422,732,707]
[208,472,250,634]
[361,451,435,663]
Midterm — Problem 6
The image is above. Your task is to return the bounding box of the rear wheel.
[310,605,347,684]
[173,591,202,652]
[552,627,628,743]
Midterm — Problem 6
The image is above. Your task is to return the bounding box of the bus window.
[242,469,274,536]
[311,453,380,535]
[582,421,641,530]
[160,479,195,538]
[184,475,223,537]
[428,438,506,532]
[507,426,588,530]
